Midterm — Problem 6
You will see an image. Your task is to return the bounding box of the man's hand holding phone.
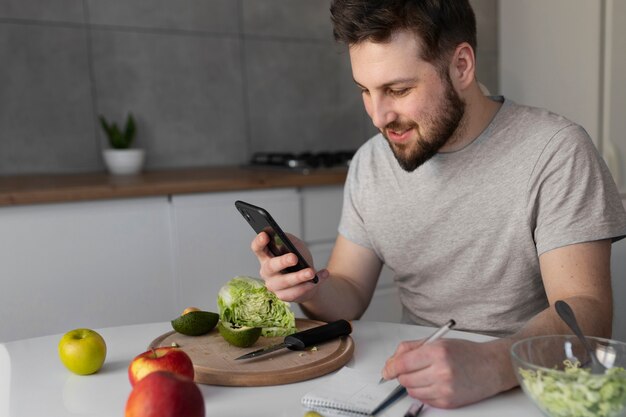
[235,200,329,303]
[251,230,329,303]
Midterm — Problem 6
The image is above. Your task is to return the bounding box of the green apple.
[58,328,107,375]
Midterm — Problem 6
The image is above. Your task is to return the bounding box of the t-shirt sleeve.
[527,124,626,255]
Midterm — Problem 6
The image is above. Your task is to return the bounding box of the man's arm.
[382,239,613,409]
[300,234,383,322]
[252,232,382,322]
[484,239,614,395]
[518,238,613,338]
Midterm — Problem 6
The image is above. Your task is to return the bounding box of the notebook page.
[301,367,401,415]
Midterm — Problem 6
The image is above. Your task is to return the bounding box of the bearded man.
[250,0,626,408]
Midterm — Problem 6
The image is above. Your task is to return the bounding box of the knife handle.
[285,319,352,350]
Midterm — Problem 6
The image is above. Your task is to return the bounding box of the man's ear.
[450,42,476,90]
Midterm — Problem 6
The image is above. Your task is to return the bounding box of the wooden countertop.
[0,166,347,206]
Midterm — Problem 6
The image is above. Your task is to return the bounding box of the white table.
[0,320,542,417]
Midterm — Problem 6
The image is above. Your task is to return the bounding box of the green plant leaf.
[99,113,137,149]
[109,124,126,149]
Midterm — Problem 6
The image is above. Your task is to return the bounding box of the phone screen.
[267,231,290,257]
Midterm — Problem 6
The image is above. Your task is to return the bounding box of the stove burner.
[250,151,355,170]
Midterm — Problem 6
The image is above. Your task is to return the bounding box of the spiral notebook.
[301,367,406,416]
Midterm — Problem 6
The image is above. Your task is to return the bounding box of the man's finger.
[393,340,424,356]
[251,232,272,261]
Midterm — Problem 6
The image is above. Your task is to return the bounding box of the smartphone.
[235,200,319,283]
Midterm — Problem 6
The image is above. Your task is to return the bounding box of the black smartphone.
[235,200,319,283]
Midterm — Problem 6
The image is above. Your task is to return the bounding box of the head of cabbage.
[217,276,296,337]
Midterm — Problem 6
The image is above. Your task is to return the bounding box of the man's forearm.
[487,295,612,392]
[512,295,612,341]
[300,273,371,322]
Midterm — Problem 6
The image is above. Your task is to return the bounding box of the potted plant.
[99,113,145,175]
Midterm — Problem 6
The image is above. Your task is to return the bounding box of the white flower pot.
[102,149,145,175]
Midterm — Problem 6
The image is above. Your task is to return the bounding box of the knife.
[235,319,352,360]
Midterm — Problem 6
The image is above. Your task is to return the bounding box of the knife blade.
[235,319,352,360]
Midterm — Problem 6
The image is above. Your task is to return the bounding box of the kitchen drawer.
[301,185,344,243]
[0,197,176,342]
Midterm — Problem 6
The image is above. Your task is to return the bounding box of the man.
[251,0,626,408]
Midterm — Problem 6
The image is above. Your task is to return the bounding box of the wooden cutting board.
[148,319,354,386]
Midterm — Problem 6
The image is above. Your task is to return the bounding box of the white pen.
[422,319,456,344]
[379,319,456,384]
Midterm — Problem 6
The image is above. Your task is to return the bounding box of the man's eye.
[389,88,410,97]
[360,89,370,96]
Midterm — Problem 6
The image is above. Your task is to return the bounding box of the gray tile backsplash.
[245,39,365,153]
[0,0,85,23]
[0,22,99,174]
[0,0,498,175]
[91,29,247,168]
[242,0,333,40]
[86,0,239,34]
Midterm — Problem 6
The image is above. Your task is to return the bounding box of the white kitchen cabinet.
[301,185,341,301]
[0,184,403,343]
[170,188,303,315]
[301,185,344,243]
[0,197,176,342]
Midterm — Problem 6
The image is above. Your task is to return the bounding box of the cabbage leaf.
[217,276,296,337]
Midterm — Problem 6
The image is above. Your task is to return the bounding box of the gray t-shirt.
[338,98,626,337]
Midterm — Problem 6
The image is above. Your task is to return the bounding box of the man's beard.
[382,74,466,172]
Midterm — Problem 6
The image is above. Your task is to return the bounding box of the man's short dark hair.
[330,0,477,72]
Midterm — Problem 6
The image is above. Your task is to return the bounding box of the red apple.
[125,371,205,417]
[128,347,194,386]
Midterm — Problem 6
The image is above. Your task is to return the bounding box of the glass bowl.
[511,335,626,417]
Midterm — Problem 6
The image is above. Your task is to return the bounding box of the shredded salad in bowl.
[511,335,626,417]
[519,360,626,417]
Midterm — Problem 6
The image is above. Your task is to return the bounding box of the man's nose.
[367,95,396,130]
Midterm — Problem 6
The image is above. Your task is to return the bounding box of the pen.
[404,401,424,417]
[379,319,456,384]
